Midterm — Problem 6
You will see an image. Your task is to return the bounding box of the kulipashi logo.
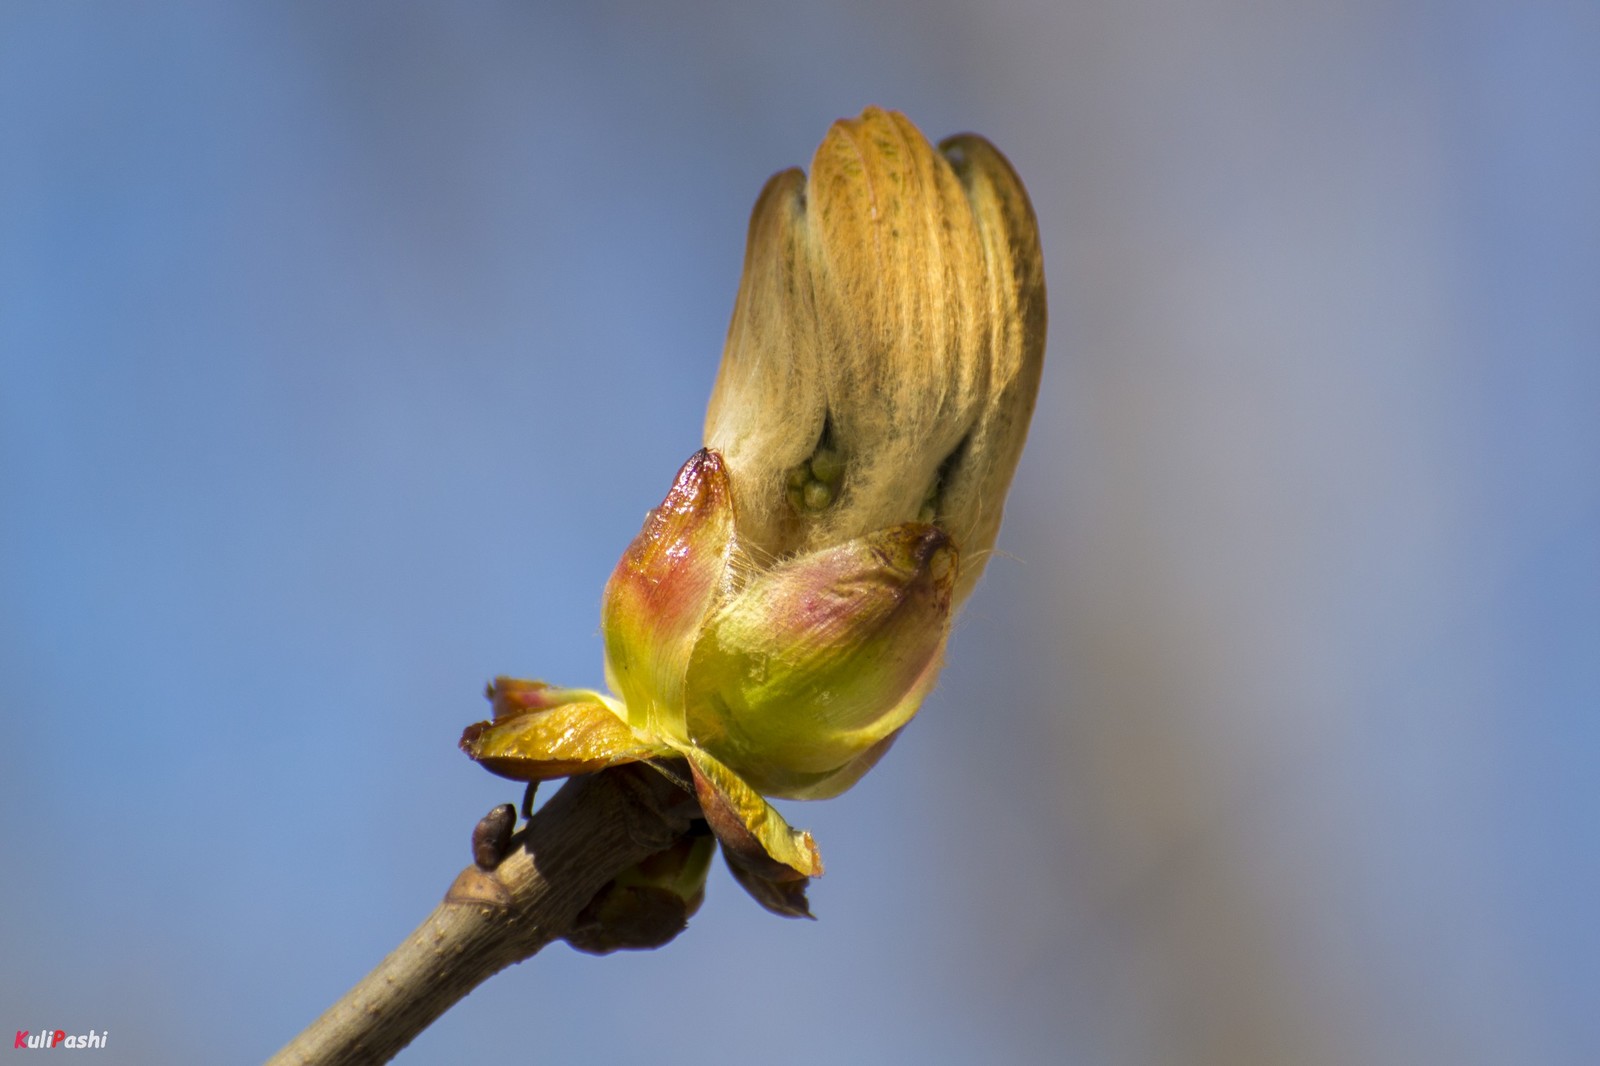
[12,1030,108,1050]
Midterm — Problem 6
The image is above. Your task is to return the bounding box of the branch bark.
[267,765,698,1066]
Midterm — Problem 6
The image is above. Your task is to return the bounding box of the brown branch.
[266,765,698,1066]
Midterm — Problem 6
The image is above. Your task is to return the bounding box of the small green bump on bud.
[787,442,845,515]
[808,446,844,485]
[802,478,834,512]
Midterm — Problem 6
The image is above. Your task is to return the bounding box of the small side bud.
[471,803,517,870]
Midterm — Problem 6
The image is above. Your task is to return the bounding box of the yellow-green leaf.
[460,678,665,782]
[677,744,822,881]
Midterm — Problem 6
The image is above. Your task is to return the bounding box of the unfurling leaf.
[459,678,665,782]
[681,745,822,883]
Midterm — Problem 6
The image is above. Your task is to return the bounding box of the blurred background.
[3,3,1597,1063]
